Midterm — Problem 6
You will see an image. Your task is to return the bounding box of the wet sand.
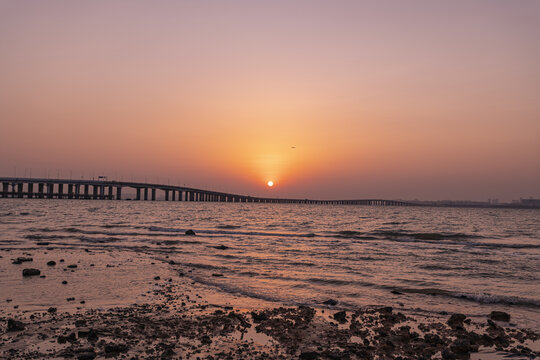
[1,248,538,359]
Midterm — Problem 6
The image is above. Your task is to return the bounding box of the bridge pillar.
[136,188,141,200]
[2,182,8,198]
[144,188,148,201]
[37,183,44,198]
[93,185,99,199]
[178,191,183,201]
[28,183,34,198]
[67,184,73,199]
[47,184,54,199]
[171,190,176,201]
[99,185,105,200]
[107,186,113,200]
[17,183,23,198]
[75,184,80,199]
[165,190,169,201]
[116,187,122,200]
[84,184,89,199]
[151,188,156,201]
[57,183,64,199]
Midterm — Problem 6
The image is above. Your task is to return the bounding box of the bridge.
[0,177,414,206]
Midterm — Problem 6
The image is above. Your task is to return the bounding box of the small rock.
[104,342,128,354]
[211,273,224,277]
[185,229,196,235]
[7,319,25,331]
[447,313,467,329]
[67,264,78,269]
[333,311,347,323]
[489,311,510,322]
[213,245,229,250]
[154,276,161,280]
[22,268,41,276]
[323,299,338,306]
[77,352,96,360]
[47,307,57,313]
[391,290,403,295]
[62,280,68,284]
[47,261,56,266]
[67,297,75,301]
[299,351,320,360]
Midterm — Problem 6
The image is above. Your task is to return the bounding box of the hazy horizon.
[1,1,539,202]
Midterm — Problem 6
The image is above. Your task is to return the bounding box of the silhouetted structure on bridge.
[0,177,412,206]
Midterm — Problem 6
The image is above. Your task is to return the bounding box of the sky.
[0,0,539,201]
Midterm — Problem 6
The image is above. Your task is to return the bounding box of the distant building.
[521,198,540,206]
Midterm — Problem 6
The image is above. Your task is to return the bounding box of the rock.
[333,311,347,323]
[104,342,128,354]
[36,242,50,246]
[185,229,196,235]
[62,280,68,284]
[213,245,229,250]
[12,260,22,264]
[67,297,75,301]
[47,307,57,313]
[391,290,403,295]
[251,311,268,322]
[154,276,161,280]
[300,351,320,359]
[212,273,224,277]
[447,313,467,329]
[77,327,92,337]
[489,311,510,322]
[7,319,25,331]
[67,264,78,268]
[47,261,56,266]
[22,268,41,276]
[323,299,338,306]
[77,352,96,360]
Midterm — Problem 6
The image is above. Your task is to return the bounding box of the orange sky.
[1,1,539,201]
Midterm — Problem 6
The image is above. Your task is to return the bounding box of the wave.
[148,226,318,238]
[389,286,540,307]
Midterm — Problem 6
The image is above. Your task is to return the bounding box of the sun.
[267,180,274,187]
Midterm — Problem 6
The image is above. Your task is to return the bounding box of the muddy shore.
[1,248,538,359]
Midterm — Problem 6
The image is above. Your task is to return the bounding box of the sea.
[1,199,539,331]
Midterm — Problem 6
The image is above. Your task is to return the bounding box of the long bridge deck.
[0,177,413,206]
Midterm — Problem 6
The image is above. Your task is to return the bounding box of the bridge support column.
[58,184,64,199]
[136,188,141,200]
[165,190,169,201]
[47,184,54,199]
[38,183,44,198]
[107,186,113,200]
[151,188,155,201]
[27,183,34,198]
[178,191,183,201]
[17,183,23,198]
[75,184,80,199]
[93,185,99,200]
[116,187,122,200]
[84,185,89,199]
[2,182,8,198]
[99,185,105,200]
[67,184,73,199]
[144,188,148,201]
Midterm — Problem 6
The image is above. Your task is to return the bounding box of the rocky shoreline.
[2,275,539,359]
[1,246,539,359]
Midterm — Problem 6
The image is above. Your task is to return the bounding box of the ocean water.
[1,199,539,330]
